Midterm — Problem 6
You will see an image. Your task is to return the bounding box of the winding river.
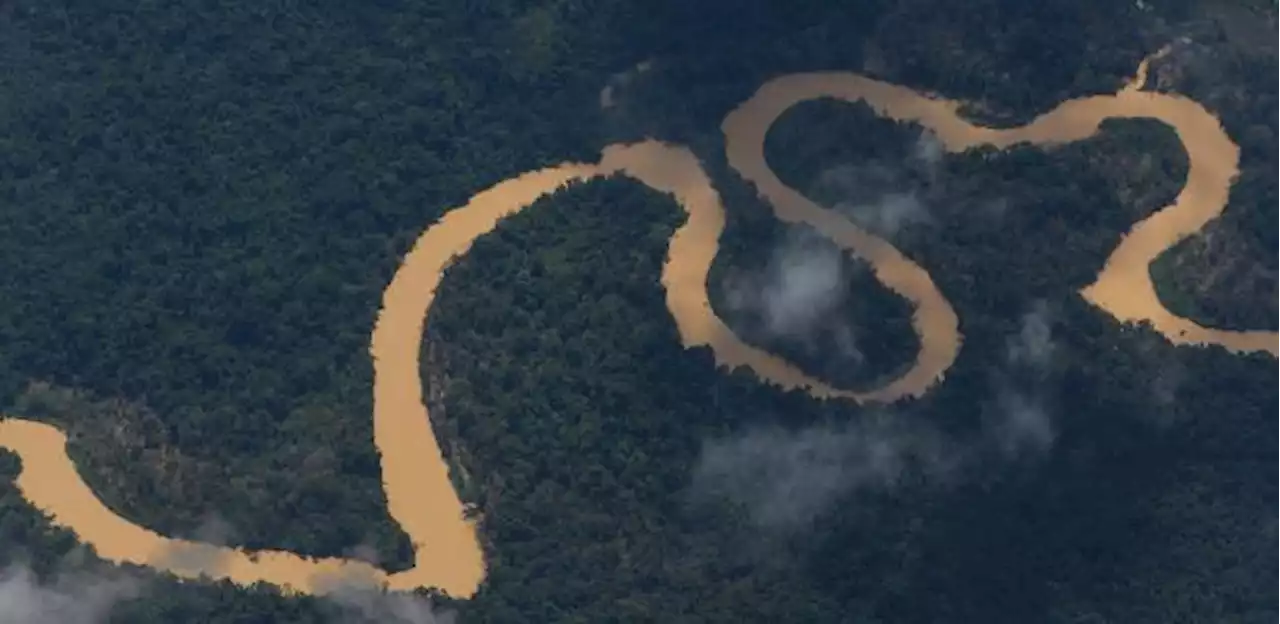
[0,50,1275,599]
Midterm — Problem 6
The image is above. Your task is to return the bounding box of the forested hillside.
[0,0,1274,622]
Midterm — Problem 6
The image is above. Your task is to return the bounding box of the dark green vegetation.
[0,0,1274,622]
[1147,35,1278,330]
[426,178,867,621]
[705,98,928,394]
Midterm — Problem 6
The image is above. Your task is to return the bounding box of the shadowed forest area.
[0,0,1274,622]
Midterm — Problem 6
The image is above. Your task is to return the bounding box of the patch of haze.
[723,228,863,361]
[0,514,444,623]
[599,59,654,110]
[690,301,1061,530]
[344,542,383,567]
[1005,300,1055,370]
[989,302,1058,457]
[0,561,141,624]
[192,512,237,546]
[756,232,843,338]
[836,192,932,240]
[690,417,954,532]
[720,124,960,367]
[322,578,456,624]
[697,126,1051,532]
[986,386,1054,458]
[150,512,237,577]
[816,131,945,240]
[912,129,944,170]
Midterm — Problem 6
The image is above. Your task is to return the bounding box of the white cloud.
[987,389,1054,458]
[326,584,457,624]
[0,563,140,624]
[691,300,1063,531]
[723,229,862,361]
[690,417,954,531]
[1005,301,1055,370]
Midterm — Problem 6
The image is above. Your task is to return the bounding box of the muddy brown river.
[0,51,1274,598]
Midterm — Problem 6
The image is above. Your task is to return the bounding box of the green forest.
[0,0,1275,622]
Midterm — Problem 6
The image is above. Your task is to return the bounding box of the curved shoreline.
[0,50,1274,599]
[0,143,826,598]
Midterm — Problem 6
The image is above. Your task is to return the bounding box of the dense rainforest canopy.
[0,0,1274,621]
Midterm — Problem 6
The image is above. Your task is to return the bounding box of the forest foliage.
[0,0,1274,622]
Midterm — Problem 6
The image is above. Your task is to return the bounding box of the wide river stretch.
[0,51,1275,598]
